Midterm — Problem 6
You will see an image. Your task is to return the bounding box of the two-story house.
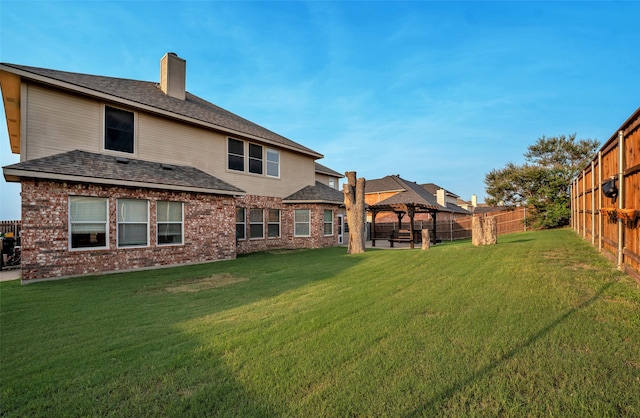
[1,53,344,282]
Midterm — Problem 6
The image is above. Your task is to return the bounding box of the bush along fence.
[571,107,640,280]
[373,207,529,242]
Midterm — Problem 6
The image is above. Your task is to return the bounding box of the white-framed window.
[236,208,246,240]
[249,208,264,239]
[228,138,245,171]
[329,178,336,189]
[294,209,310,237]
[324,209,333,236]
[69,196,108,250]
[266,148,280,178]
[104,105,135,154]
[117,199,149,247]
[249,143,263,175]
[268,209,280,238]
[157,201,183,245]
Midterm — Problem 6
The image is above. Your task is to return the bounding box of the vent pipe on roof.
[160,52,186,100]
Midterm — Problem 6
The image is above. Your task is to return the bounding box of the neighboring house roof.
[0,63,323,159]
[421,183,459,199]
[365,175,406,194]
[445,202,473,215]
[314,162,343,178]
[3,149,244,196]
[368,175,450,212]
[283,181,344,204]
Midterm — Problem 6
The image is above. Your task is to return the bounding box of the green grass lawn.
[1,229,639,417]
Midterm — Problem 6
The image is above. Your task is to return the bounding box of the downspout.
[598,151,603,252]
[617,130,625,270]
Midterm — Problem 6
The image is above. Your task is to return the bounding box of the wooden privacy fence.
[373,207,529,242]
[571,107,640,279]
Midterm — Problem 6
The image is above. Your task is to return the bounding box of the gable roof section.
[3,149,244,196]
[314,162,343,178]
[0,63,323,158]
[283,181,344,205]
[421,182,460,198]
[368,175,450,212]
[365,175,407,194]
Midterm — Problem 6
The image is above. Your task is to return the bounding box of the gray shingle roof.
[283,181,344,204]
[314,162,343,178]
[3,149,244,195]
[367,175,450,212]
[421,183,459,198]
[1,63,322,158]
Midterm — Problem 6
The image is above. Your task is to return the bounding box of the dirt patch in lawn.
[165,273,248,293]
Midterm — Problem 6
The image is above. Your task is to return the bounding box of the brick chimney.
[160,52,186,100]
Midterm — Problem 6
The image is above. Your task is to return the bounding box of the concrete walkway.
[0,268,21,282]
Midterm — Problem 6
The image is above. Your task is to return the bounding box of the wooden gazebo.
[367,176,451,248]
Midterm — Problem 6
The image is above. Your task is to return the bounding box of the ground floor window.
[69,196,108,249]
[117,199,149,247]
[250,208,264,239]
[324,209,333,236]
[294,209,310,237]
[157,201,183,245]
[236,208,246,240]
[268,209,280,238]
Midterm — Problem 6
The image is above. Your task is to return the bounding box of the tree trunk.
[484,216,498,245]
[344,171,366,254]
[472,216,484,246]
[421,229,431,250]
[473,216,498,246]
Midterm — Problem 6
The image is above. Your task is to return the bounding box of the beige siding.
[24,84,101,160]
[22,84,316,198]
[315,173,340,190]
[138,113,315,197]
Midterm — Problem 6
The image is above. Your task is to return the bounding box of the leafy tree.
[485,134,599,228]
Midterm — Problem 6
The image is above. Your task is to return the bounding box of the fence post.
[598,151,602,252]
[591,160,596,245]
[617,130,625,270]
[582,169,587,238]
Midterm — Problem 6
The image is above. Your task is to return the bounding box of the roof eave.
[0,64,324,160]
[2,168,245,196]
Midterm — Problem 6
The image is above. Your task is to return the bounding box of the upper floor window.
[117,199,149,247]
[249,144,263,175]
[105,106,135,154]
[267,149,280,178]
[228,138,245,171]
[329,179,336,189]
[157,201,183,245]
[69,196,108,250]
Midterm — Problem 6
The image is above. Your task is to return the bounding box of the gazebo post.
[408,205,415,249]
[371,210,377,247]
[431,211,437,244]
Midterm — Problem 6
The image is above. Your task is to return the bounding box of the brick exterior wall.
[20,180,236,282]
[234,196,340,254]
[19,180,342,282]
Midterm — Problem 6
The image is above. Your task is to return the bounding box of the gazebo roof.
[368,175,451,213]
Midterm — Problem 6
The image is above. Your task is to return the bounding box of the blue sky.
[1,0,639,220]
